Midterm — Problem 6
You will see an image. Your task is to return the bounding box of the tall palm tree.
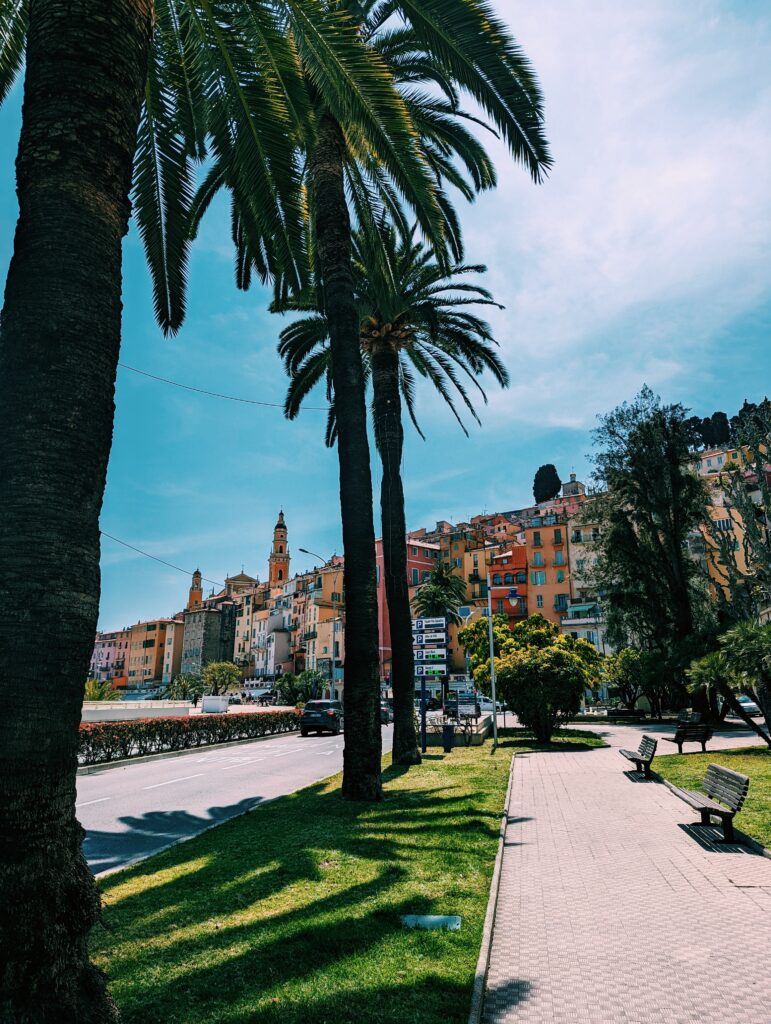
[202,1,550,788]
[0,0,422,1013]
[278,223,508,765]
[414,562,469,625]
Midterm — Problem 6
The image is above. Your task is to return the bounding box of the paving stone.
[481,726,771,1024]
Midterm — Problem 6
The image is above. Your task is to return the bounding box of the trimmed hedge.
[79,710,300,765]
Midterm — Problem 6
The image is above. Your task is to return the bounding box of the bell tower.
[268,510,290,587]
[188,569,203,610]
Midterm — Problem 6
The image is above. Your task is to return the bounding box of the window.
[554,551,565,566]
[556,570,565,583]
[553,528,562,544]
[422,571,431,582]
[473,554,479,567]
[533,551,544,567]
[536,594,544,608]
[411,568,419,586]
[731,451,738,460]
[576,559,586,574]
[572,530,582,543]
[278,544,283,553]
[516,572,526,584]
[504,573,514,584]
[531,570,546,585]
[496,599,505,613]
[492,573,502,585]
[412,546,418,555]
[376,566,380,584]
[331,591,342,603]
[277,570,283,581]
[717,455,724,465]
[532,531,541,546]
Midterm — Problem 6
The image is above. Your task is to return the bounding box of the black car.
[300,699,345,736]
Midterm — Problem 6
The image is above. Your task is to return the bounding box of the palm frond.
[0,0,26,104]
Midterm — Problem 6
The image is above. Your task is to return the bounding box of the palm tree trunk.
[371,344,420,765]
[0,1,152,1018]
[309,113,382,800]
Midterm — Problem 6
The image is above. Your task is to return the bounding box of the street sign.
[414,631,446,644]
[415,664,447,677]
[415,648,446,661]
[412,617,446,630]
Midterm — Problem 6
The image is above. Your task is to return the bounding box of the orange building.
[524,515,570,625]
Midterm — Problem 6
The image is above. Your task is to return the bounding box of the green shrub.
[79,710,299,765]
[496,646,588,743]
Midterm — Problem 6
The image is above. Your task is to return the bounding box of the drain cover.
[401,915,461,931]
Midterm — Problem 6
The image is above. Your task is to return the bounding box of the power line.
[118,362,328,411]
[100,530,224,588]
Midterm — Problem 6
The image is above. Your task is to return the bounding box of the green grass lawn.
[92,730,603,1024]
[654,746,771,848]
[496,726,607,753]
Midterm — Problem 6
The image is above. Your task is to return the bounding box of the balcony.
[468,571,481,582]
[302,629,318,641]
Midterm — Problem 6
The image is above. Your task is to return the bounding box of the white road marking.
[143,773,204,790]
[273,751,293,757]
[221,758,265,770]
[77,797,110,807]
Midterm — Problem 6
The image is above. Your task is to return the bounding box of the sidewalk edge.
[467,750,516,1024]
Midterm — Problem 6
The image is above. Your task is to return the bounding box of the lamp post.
[485,569,499,750]
[299,547,340,699]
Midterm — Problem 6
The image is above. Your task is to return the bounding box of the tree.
[276,670,324,706]
[83,678,120,702]
[0,2,377,1011]
[458,614,512,675]
[164,672,204,703]
[687,649,770,745]
[590,388,712,690]
[413,563,468,626]
[603,648,648,710]
[279,223,507,767]
[719,621,771,743]
[533,463,561,503]
[201,662,242,696]
[496,645,589,743]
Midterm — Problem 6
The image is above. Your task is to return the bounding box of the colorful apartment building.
[523,515,571,625]
[127,618,173,689]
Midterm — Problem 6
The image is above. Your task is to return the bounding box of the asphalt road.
[78,725,394,876]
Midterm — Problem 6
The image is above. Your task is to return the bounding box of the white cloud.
[431,0,771,428]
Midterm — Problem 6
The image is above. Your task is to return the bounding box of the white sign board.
[414,632,446,645]
[413,617,447,631]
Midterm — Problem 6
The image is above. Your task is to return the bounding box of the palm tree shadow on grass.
[93,777,506,1023]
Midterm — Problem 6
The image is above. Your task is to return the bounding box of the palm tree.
[278,223,507,764]
[0,0,417,1011]
[414,562,469,625]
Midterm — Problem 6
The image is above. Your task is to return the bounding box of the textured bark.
[371,344,420,766]
[0,1,152,1019]
[310,114,382,801]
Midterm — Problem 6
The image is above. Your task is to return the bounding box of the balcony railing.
[302,629,317,641]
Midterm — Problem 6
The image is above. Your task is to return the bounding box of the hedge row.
[79,710,300,765]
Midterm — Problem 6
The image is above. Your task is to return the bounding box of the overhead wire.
[100,530,224,589]
[118,362,328,411]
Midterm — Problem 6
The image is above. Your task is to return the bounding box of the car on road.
[477,696,507,714]
[380,701,392,724]
[735,694,761,717]
[300,699,345,736]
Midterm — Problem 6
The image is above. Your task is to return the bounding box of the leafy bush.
[496,646,589,743]
[79,710,299,765]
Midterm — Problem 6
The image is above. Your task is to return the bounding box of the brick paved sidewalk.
[482,736,771,1024]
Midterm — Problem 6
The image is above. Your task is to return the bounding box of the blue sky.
[1,0,770,631]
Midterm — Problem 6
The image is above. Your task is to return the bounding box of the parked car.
[228,695,242,705]
[300,699,345,736]
[477,696,506,714]
[736,695,761,717]
[380,701,392,724]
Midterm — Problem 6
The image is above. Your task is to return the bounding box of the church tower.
[268,510,290,587]
[188,569,203,611]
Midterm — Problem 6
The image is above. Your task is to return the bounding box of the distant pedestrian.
[192,693,199,708]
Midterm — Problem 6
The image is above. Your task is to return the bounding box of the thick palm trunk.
[371,344,420,765]
[310,114,382,800]
[0,1,152,1019]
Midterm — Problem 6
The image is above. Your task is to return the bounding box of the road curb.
[655,774,771,860]
[77,729,298,776]
[467,750,516,1024]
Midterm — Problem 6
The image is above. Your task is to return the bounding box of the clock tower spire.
[268,510,290,587]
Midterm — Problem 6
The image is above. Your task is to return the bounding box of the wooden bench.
[677,710,701,725]
[619,735,658,777]
[669,764,750,842]
[662,723,713,754]
[607,709,647,723]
